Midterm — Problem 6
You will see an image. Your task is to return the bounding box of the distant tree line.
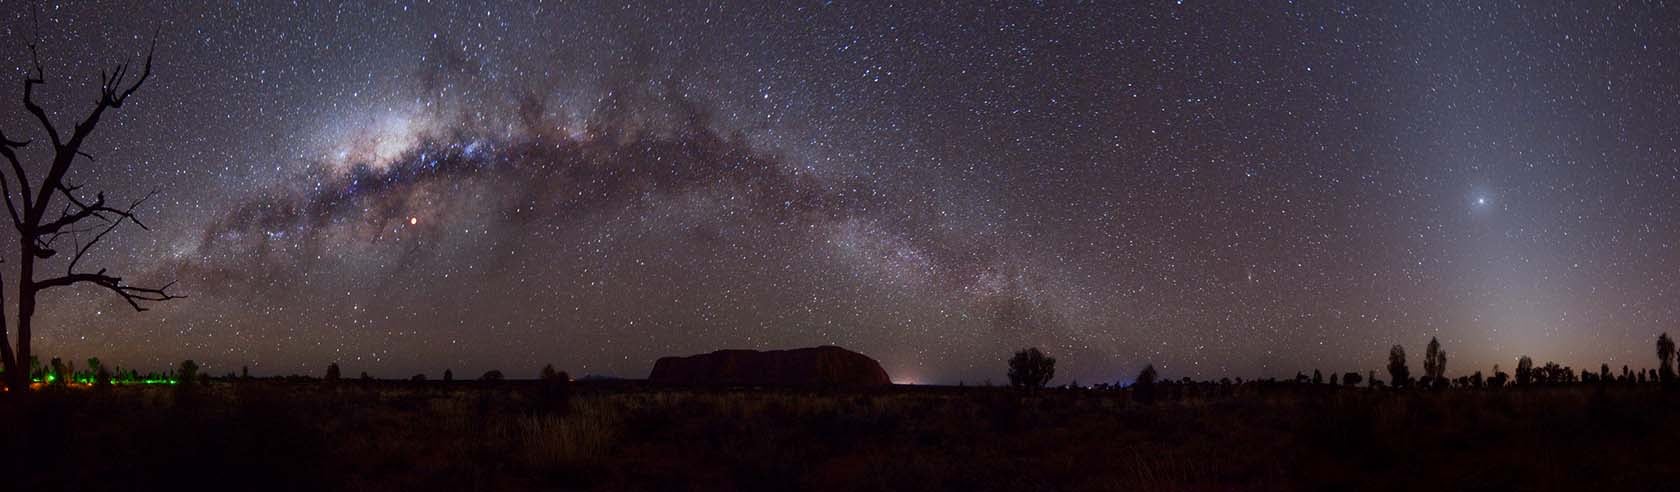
[1006,332,1680,398]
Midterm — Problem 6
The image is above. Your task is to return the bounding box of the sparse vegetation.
[3,377,1678,490]
[9,335,1680,490]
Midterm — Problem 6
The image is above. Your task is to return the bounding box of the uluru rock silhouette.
[648,346,892,386]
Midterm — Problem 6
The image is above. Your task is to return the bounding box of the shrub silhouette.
[411,374,427,382]
[325,362,342,382]
[1133,364,1158,404]
[359,371,372,382]
[1007,347,1055,391]
[443,369,454,382]
[1659,333,1675,386]
[539,365,572,414]
[1342,372,1362,387]
[481,370,505,381]
[1387,345,1410,389]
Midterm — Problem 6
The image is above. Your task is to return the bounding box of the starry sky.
[2,2,1678,384]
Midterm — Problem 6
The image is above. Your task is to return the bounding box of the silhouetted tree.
[1658,333,1676,386]
[541,363,559,380]
[325,362,341,382]
[176,359,199,397]
[359,371,371,382]
[410,373,427,382]
[1470,370,1484,388]
[1330,373,1339,386]
[1515,356,1534,386]
[1134,364,1158,404]
[1422,337,1447,389]
[93,362,111,389]
[1435,351,1446,388]
[0,32,182,392]
[1007,347,1055,391]
[1368,370,1379,389]
[1342,372,1362,387]
[1600,363,1611,385]
[1387,345,1410,389]
[1312,369,1323,385]
[1538,362,1568,385]
[443,369,453,382]
[47,357,66,386]
[481,370,504,381]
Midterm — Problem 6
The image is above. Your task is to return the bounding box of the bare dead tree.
[0,34,182,391]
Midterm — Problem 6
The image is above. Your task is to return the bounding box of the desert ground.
[4,379,1678,491]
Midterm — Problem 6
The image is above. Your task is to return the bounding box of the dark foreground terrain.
[3,381,1678,491]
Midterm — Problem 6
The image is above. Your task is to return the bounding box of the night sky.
[3,2,1678,384]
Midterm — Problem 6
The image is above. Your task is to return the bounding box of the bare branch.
[0,130,32,227]
[0,143,26,228]
[22,42,62,149]
[27,32,157,223]
[37,191,113,235]
[66,191,154,274]
[42,224,97,247]
[35,270,184,312]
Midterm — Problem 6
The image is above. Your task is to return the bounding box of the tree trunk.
[14,239,34,391]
